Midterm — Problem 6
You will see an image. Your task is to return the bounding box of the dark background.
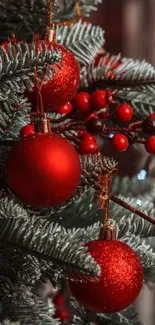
[92,0,155,65]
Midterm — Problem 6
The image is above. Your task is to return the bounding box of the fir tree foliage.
[0,0,154,325]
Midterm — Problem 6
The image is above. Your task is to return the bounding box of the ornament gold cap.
[32,113,51,133]
[46,25,56,42]
[101,219,116,240]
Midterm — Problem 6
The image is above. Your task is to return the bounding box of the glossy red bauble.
[20,124,34,137]
[57,102,72,115]
[112,133,129,152]
[5,133,81,207]
[25,41,80,112]
[69,239,143,313]
[90,90,114,111]
[145,136,155,154]
[72,92,91,114]
[79,139,98,154]
[115,104,133,123]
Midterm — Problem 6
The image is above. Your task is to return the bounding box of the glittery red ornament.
[25,41,80,112]
[5,133,81,207]
[69,239,143,313]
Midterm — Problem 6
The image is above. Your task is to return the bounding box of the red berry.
[57,102,72,115]
[79,140,98,154]
[72,92,91,114]
[79,131,96,142]
[145,136,155,154]
[111,134,129,152]
[115,104,133,122]
[20,124,34,137]
[90,90,114,111]
[149,113,155,119]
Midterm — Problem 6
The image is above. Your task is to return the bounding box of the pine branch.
[112,176,154,200]
[47,189,102,229]
[56,21,105,65]
[98,305,142,325]
[0,94,31,139]
[71,298,142,325]
[71,316,96,325]
[121,233,155,268]
[0,246,42,286]
[114,90,155,118]
[80,53,155,94]
[110,194,155,226]
[0,0,102,41]
[0,321,20,325]
[0,42,61,101]
[0,195,101,277]
[80,154,118,190]
[1,276,60,325]
[112,198,155,238]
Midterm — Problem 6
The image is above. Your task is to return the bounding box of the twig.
[110,194,155,225]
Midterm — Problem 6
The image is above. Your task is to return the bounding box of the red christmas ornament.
[69,239,143,313]
[111,133,129,152]
[145,136,155,154]
[90,90,114,111]
[79,139,98,154]
[72,92,91,114]
[57,102,72,115]
[25,41,80,112]
[5,133,81,207]
[115,104,133,123]
[20,124,34,137]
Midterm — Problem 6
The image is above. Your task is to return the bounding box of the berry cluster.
[78,131,98,154]
[20,89,155,155]
[56,89,114,118]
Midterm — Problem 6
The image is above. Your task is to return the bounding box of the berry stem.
[110,194,155,225]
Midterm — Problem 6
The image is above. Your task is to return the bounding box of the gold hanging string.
[45,0,56,42]
[34,66,46,115]
[74,0,82,19]
[94,168,118,239]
